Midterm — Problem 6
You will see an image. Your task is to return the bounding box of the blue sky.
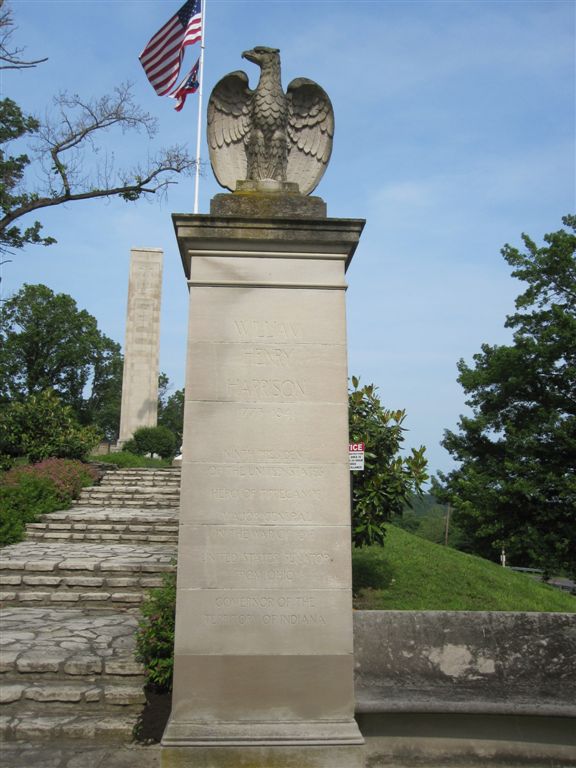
[2,0,574,478]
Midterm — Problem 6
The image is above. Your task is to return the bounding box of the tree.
[434,216,576,578]
[0,4,195,254]
[0,283,123,435]
[0,389,101,464]
[86,348,124,442]
[158,387,185,445]
[127,426,177,460]
[349,377,428,547]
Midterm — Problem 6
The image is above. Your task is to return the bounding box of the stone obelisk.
[162,46,365,768]
[117,247,163,447]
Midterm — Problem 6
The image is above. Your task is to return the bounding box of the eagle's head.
[242,46,280,69]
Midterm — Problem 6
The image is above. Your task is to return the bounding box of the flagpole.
[193,0,206,214]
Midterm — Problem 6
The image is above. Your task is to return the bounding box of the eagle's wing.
[286,78,334,196]
[207,71,252,191]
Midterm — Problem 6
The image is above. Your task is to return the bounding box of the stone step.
[23,508,179,544]
[0,541,176,608]
[100,469,180,482]
[24,530,178,544]
[72,498,179,508]
[1,589,149,609]
[101,477,181,486]
[101,468,181,474]
[0,711,139,741]
[28,509,179,525]
[1,681,146,710]
[76,489,180,501]
[0,573,165,590]
[73,494,180,509]
[83,482,180,491]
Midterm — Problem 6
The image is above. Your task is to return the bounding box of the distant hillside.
[352,525,576,612]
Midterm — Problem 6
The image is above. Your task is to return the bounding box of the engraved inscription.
[203,613,326,626]
[239,407,295,421]
[215,527,307,541]
[201,551,331,565]
[234,320,304,340]
[221,449,309,462]
[208,464,325,478]
[202,593,327,627]
[243,346,296,367]
[221,509,311,523]
[199,540,334,585]
[227,378,306,400]
[210,488,323,501]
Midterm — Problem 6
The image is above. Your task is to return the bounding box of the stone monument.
[117,247,163,447]
[162,48,365,768]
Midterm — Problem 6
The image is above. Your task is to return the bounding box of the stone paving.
[0,607,143,677]
[1,741,565,768]
[1,540,175,568]
[0,742,161,767]
[0,468,179,766]
[0,540,175,609]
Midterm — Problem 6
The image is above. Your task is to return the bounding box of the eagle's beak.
[242,49,258,64]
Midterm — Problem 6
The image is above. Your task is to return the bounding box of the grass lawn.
[90,452,173,468]
[352,525,576,612]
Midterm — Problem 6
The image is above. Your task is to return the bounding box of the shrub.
[136,570,176,692]
[0,390,101,463]
[0,474,64,546]
[0,458,98,547]
[0,454,14,472]
[131,426,177,460]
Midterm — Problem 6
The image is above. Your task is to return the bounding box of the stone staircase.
[73,468,181,508]
[0,467,179,748]
[25,509,179,545]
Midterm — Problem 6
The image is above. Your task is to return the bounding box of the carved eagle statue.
[207,46,334,196]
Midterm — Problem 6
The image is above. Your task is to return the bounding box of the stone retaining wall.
[353,610,576,764]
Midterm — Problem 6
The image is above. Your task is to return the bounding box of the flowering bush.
[3,458,99,502]
[0,458,98,546]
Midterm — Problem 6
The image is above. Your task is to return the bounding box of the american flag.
[170,59,200,111]
[139,0,202,97]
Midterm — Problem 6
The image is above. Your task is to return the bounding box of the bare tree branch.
[1,79,197,251]
[0,1,47,70]
[1,145,196,232]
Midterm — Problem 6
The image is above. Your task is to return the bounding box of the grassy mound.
[91,452,173,469]
[352,525,576,612]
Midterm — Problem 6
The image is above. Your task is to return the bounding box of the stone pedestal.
[162,197,365,767]
[117,247,163,446]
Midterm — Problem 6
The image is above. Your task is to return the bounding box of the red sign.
[349,443,365,452]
